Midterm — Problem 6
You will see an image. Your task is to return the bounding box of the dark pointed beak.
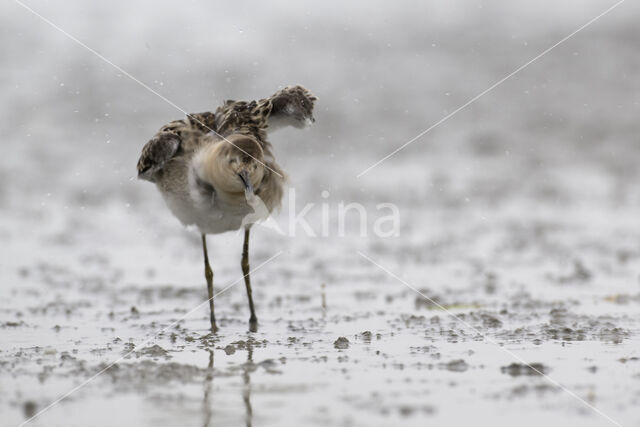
[238,170,253,194]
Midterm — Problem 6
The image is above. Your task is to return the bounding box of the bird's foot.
[210,315,218,333]
[248,316,258,332]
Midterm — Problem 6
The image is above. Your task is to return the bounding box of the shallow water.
[2,179,640,426]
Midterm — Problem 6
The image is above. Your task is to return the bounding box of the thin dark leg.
[202,234,217,331]
[241,228,257,324]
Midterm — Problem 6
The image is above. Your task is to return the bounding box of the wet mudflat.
[2,143,640,426]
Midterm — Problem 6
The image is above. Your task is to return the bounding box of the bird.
[136,85,317,331]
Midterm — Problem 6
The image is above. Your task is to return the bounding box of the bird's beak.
[238,170,253,194]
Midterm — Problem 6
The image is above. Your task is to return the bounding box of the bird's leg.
[241,228,257,325]
[202,234,217,331]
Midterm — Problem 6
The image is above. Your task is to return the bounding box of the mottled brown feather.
[137,85,316,214]
[136,113,215,182]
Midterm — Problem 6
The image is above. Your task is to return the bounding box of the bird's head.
[208,135,265,195]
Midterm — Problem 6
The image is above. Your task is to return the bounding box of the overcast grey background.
[2,0,639,206]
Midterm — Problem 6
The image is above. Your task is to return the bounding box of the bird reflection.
[202,350,214,427]
[243,346,254,427]
[202,345,255,427]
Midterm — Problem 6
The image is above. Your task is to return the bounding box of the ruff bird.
[137,85,317,330]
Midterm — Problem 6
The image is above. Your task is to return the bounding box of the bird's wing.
[214,85,317,139]
[136,131,182,182]
[267,85,317,129]
[185,111,217,134]
[137,112,217,182]
[214,99,269,141]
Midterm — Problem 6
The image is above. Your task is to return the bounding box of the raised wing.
[268,85,317,129]
[137,112,217,182]
[214,85,317,140]
[136,131,181,182]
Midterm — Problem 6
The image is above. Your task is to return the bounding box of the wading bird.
[136,85,317,330]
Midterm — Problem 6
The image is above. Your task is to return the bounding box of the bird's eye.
[229,158,237,165]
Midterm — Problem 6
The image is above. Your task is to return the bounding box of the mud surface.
[2,1,640,426]
[2,172,640,427]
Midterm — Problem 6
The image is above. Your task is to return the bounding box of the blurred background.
[1,1,639,426]
[2,0,639,208]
